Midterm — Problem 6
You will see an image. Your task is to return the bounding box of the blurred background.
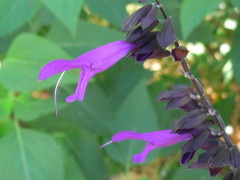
[0,0,239,179]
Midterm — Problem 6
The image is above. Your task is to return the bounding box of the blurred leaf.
[47,20,124,57]
[36,7,57,26]
[0,33,78,91]
[100,59,150,110]
[171,166,221,180]
[231,18,240,83]
[0,119,15,137]
[42,0,83,35]
[14,93,66,122]
[180,0,222,39]
[0,0,41,37]
[105,79,160,166]
[31,83,113,136]
[0,92,14,120]
[214,95,235,125]
[0,127,64,180]
[186,22,214,43]
[63,128,109,180]
[64,153,86,180]
[85,0,128,26]
[232,0,240,9]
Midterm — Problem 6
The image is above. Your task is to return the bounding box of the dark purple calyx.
[172,108,208,133]
[230,146,240,169]
[157,16,176,49]
[126,20,159,44]
[122,4,152,32]
[141,6,159,30]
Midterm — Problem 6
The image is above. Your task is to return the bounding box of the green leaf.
[47,20,124,57]
[30,83,114,136]
[105,79,160,166]
[0,127,64,180]
[63,128,109,180]
[232,0,240,9]
[0,33,78,91]
[85,0,128,26]
[180,0,222,39]
[171,166,221,180]
[0,92,14,120]
[231,18,240,83]
[42,0,83,35]
[186,22,214,43]
[14,93,66,122]
[64,153,86,180]
[0,0,41,37]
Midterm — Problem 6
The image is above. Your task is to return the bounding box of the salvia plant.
[37,0,239,179]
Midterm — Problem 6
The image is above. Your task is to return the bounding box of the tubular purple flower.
[38,40,135,102]
[100,130,193,163]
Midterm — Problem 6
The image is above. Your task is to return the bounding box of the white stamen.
[54,71,66,117]
[99,140,112,148]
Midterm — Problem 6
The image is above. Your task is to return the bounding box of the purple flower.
[100,130,192,163]
[39,40,135,102]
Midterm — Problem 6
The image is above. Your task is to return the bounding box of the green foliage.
[180,0,223,39]
[85,0,128,26]
[0,127,63,180]
[171,167,221,180]
[231,18,240,83]
[232,0,240,9]
[0,0,41,37]
[0,0,239,179]
[42,0,83,35]
[0,33,76,91]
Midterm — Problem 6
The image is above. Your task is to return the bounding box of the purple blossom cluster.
[38,0,240,179]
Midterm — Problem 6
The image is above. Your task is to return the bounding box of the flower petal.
[112,130,192,147]
[109,130,193,163]
[39,40,134,81]
[66,69,95,102]
[133,143,151,163]
[39,40,135,102]
[39,59,83,80]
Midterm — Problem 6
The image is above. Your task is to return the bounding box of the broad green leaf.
[47,20,124,57]
[42,0,83,35]
[85,0,128,26]
[0,119,15,137]
[0,0,41,37]
[186,22,214,43]
[62,128,109,180]
[30,83,113,136]
[14,93,66,122]
[231,18,240,83]
[180,0,222,39]
[171,166,221,180]
[232,0,240,9]
[105,79,160,166]
[0,127,64,180]
[0,92,14,120]
[64,153,86,180]
[0,33,78,91]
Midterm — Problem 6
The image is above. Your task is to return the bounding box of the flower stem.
[160,2,234,148]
